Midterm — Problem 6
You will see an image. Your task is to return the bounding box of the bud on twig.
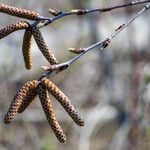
[41,78,84,126]
[70,9,87,15]
[48,8,62,16]
[115,24,126,31]
[4,80,38,124]
[0,21,29,39]
[68,48,84,54]
[102,38,111,48]
[41,65,52,71]
[22,29,32,70]
[18,80,38,113]
[38,83,66,143]
[36,20,50,29]
[41,65,56,73]
[0,3,40,20]
[32,28,58,65]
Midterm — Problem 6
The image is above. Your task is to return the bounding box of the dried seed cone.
[32,28,58,65]
[0,3,40,20]
[18,80,38,113]
[22,29,32,70]
[0,21,29,39]
[41,78,84,126]
[4,80,38,124]
[38,84,66,143]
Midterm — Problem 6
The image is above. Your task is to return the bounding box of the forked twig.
[41,3,150,78]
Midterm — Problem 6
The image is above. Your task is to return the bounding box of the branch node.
[55,64,69,73]
[115,23,126,31]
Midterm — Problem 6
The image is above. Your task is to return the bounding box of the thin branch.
[41,3,150,78]
[33,0,150,28]
[1,1,149,79]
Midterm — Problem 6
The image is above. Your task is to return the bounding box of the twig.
[1,1,149,79]
[32,0,150,28]
[41,3,150,78]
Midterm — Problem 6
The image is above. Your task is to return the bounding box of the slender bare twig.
[31,0,150,28]
[41,3,150,79]
[0,1,149,79]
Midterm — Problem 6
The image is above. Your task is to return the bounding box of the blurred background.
[0,0,150,150]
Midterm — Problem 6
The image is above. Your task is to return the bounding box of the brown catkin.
[38,83,66,143]
[32,28,58,65]
[22,29,32,70]
[18,80,38,113]
[4,80,37,124]
[0,3,40,20]
[41,78,84,126]
[0,21,29,39]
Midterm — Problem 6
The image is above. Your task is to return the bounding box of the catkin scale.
[0,3,40,20]
[4,80,38,124]
[32,28,58,65]
[22,29,32,70]
[38,84,66,143]
[18,80,38,113]
[0,21,29,39]
[41,78,84,126]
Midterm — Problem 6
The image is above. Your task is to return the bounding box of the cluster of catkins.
[0,3,84,143]
[0,3,58,69]
[4,78,84,143]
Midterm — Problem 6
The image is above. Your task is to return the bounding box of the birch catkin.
[41,78,84,126]
[22,29,32,70]
[0,3,40,20]
[0,21,29,39]
[38,83,66,143]
[32,28,58,65]
[18,80,38,113]
[4,80,37,124]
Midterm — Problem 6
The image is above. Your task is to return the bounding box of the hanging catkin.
[22,28,32,70]
[0,3,40,20]
[41,78,84,126]
[32,28,58,65]
[0,21,29,39]
[18,80,38,113]
[4,80,37,124]
[38,83,66,143]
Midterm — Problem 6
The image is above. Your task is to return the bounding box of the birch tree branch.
[41,3,150,79]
